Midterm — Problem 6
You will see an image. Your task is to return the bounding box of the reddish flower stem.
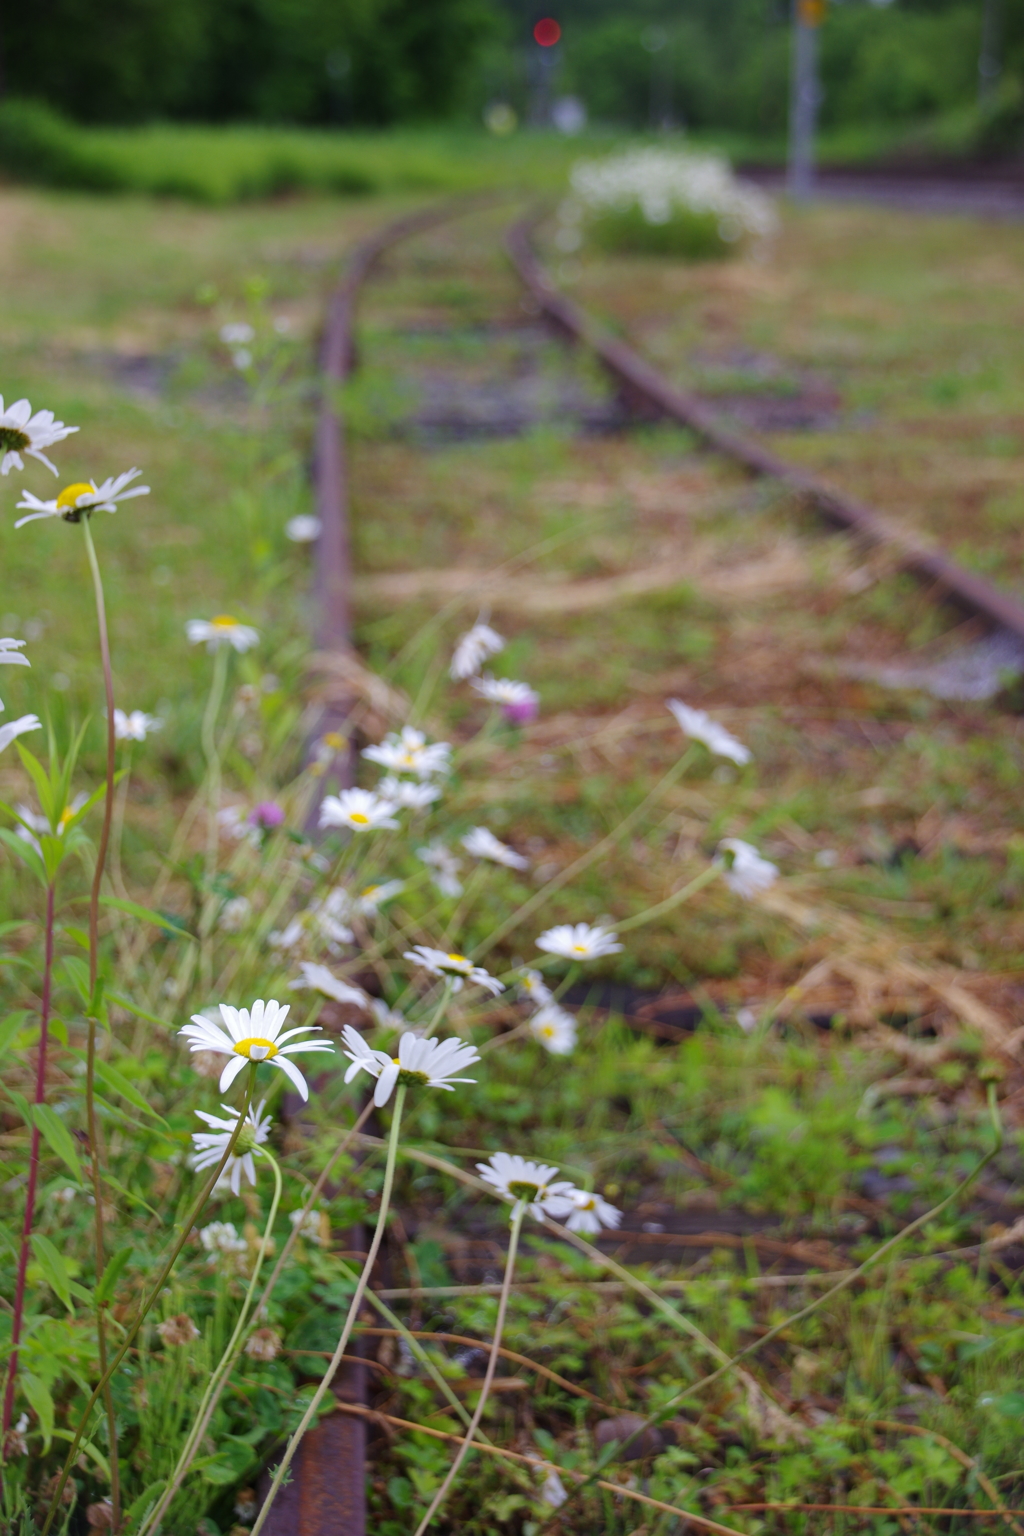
[2,880,56,1434]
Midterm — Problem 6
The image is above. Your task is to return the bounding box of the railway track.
[272,196,1024,1534]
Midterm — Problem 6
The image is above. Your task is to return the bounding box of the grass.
[2,165,1024,1533]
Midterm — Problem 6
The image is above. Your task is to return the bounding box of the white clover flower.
[15,470,150,528]
[716,838,779,899]
[285,515,321,543]
[416,841,463,898]
[113,708,162,742]
[289,962,368,1007]
[319,787,398,833]
[0,715,41,755]
[190,1099,273,1196]
[199,1220,248,1255]
[379,775,441,811]
[179,998,334,1101]
[404,945,504,996]
[187,615,260,653]
[340,1025,480,1108]
[450,621,504,681]
[528,1003,578,1055]
[667,698,751,766]
[460,825,528,870]
[363,726,452,779]
[0,397,78,476]
[220,322,255,346]
[476,1153,575,1222]
[0,638,29,668]
[517,969,553,1005]
[369,997,408,1032]
[560,1187,622,1235]
[471,674,538,711]
[289,1207,327,1245]
[219,895,252,933]
[536,923,622,961]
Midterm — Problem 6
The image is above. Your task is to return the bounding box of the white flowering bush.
[562,146,778,260]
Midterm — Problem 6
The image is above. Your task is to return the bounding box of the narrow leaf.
[0,826,47,885]
[21,1373,55,1452]
[96,1246,134,1306]
[62,956,91,1006]
[100,897,196,940]
[0,1012,32,1063]
[106,992,175,1030]
[51,1430,110,1482]
[32,1103,82,1180]
[30,1233,74,1313]
[88,1058,168,1127]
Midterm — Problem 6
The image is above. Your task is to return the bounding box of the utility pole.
[978,0,1002,104]
[788,0,825,201]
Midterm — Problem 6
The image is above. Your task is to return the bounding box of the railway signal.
[788,0,825,201]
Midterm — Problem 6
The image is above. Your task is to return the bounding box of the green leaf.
[30,1234,74,1313]
[101,1171,161,1220]
[21,1373,55,1452]
[121,1479,167,1529]
[90,1058,168,1128]
[96,1247,134,1306]
[100,896,196,940]
[52,1430,110,1482]
[0,1011,32,1063]
[0,825,47,885]
[107,992,176,1030]
[15,743,55,825]
[32,1103,82,1180]
[61,956,91,1005]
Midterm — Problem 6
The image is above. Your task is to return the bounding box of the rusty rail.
[505,216,1024,647]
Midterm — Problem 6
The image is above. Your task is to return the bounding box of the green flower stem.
[412,1203,526,1536]
[613,862,720,934]
[470,745,696,962]
[250,1084,407,1536]
[81,518,122,1531]
[41,1067,259,1536]
[138,1149,284,1536]
[420,980,454,1041]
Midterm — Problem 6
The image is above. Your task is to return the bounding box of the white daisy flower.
[289,961,368,1007]
[186,615,259,653]
[15,469,150,528]
[460,825,528,870]
[0,638,29,668]
[14,792,86,854]
[0,397,78,476]
[560,1187,622,1235]
[340,1024,480,1108]
[220,322,255,346]
[363,726,452,779]
[379,775,441,811]
[403,945,504,995]
[539,1468,568,1509]
[285,515,321,543]
[354,880,405,916]
[667,698,751,766]
[219,895,252,933]
[0,715,41,755]
[476,1152,575,1222]
[199,1220,248,1255]
[536,923,622,961]
[113,708,162,742]
[528,1003,577,1055]
[178,998,335,1101]
[416,841,463,898]
[450,621,504,681]
[716,838,779,899]
[319,787,398,833]
[517,969,553,1005]
[471,674,539,712]
[190,1100,273,1197]
[268,892,355,956]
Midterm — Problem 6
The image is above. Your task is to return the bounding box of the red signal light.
[533,17,561,46]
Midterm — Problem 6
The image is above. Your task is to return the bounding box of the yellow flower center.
[0,426,30,453]
[57,807,74,833]
[572,944,588,954]
[57,482,95,511]
[579,1196,596,1210]
[350,811,369,825]
[212,615,238,629]
[234,1036,278,1060]
[323,731,344,749]
[540,1025,554,1038]
[446,953,468,966]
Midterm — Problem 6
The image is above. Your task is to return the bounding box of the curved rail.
[505,215,1024,648]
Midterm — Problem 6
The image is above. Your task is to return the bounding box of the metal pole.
[788,0,823,202]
